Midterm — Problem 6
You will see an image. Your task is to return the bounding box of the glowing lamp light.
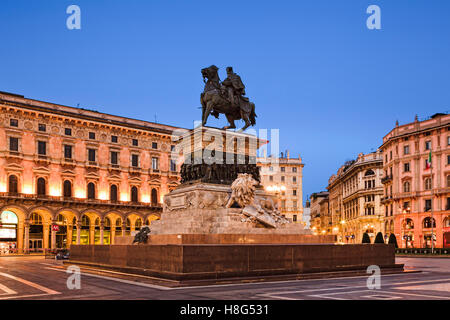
[321,230,326,234]
[98,191,108,201]
[49,187,61,197]
[75,189,86,199]
[22,184,33,195]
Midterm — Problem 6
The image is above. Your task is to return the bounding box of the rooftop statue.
[200,65,257,131]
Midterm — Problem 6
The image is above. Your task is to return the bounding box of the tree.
[374,232,385,244]
[388,233,398,248]
[362,232,371,244]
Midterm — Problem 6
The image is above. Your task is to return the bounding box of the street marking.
[0,283,17,295]
[0,293,59,300]
[45,267,171,291]
[0,272,60,295]
[310,290,450,300]
[260,278,450,299]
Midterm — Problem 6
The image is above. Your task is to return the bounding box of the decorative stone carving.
[24,121,33,130]
[51,126,60,134]
[76,130,85,139]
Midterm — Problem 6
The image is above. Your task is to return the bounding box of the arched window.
[403,218,414,230]
[131,186,139,203]
[30,213,43,225]
[63,180,72,198]
[110,185,118,202]
[104,217,111,227]
[81,215,90,227]
[365,169,375,176]
[135,218,142,230]
[8,175,18,194]
[151,188,158,204]
[423,217,436,229]
[444,217,450,228]
[37,177,46,196]
[87,182,96,200]
[424,178,432,190]
[403,181,410,193]
[56,214,67,225]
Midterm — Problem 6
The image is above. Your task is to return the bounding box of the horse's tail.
[250,103,257,126]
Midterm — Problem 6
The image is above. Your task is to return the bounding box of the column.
[51,219,57,250]
[24,220,30,254]
[111,226,116,245]
[43,223,50,251]
[76,222,81,245]
[89,226,95,245]
[100,220,104,245]
[122,221,127,236]
[67,224,73,249]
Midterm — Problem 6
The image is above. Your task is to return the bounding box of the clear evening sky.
[1,0,449,203]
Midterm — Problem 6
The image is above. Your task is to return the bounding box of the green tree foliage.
[374,232,385,244]
[388,233,398,248]
[362,232,371,244]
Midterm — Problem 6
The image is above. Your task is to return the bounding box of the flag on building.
[425,151,432,169]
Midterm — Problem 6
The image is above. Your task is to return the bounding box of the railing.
[396,248,450,255]
[0,192,163,209]
[381,175,393,184]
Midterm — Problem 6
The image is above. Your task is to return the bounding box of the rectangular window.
[404,162,410,172]
[269,176,273,182]
[111,151,118,165]
[425,199,432,212]
[38,124,46,132]
[404,145,409,155]
[64,145,72,159]
[131,154,139,167]
[152,142,158,149]
[9,137,19,152]
[132,139,138,146]
[425,141,431,150]
[448,136,450,145]
[88,149,96,162]
[38,141,46,155]
[171,145,175,152]
[293,176,297,183]
[292,167,297,173]
[170,159,177,171]
[293,189,297,196]
[152,157,159,170]
[281,176,285,182]
[280,167,285,172]
[447,198,450,210]
[447,155,450,165]
[293,215,297,222]
[111,135,118,143]
[65,128,72,136]
[89,132,95,140]
[10,119,18,127]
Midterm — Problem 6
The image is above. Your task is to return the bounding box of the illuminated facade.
[309,191,330,235]
[0,91,182,253]
[327,152,384,243]
[257,152,304,223]
[380,114,450,248]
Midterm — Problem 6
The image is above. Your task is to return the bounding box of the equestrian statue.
[200,65,257,131]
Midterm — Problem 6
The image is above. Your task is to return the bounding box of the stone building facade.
[257,152,304,223]
[0,91,182,254]
[327,152,384,243]
[380,114,450,248]
[309,191,330,234]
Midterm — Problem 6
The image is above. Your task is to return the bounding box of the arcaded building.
[257,151,304,223]
[380,114,450,248]
[0,91,182,254]
[327,152,384,243]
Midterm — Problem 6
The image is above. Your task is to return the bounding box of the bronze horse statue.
[200,65,256,131]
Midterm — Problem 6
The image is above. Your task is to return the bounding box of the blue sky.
[1,0,449,202]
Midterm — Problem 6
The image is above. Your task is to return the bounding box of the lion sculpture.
[226,173,258,208]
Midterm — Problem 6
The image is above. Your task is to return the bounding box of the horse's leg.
[202,101,212,126]
[223,113,236,130]
[238,111,251,132]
